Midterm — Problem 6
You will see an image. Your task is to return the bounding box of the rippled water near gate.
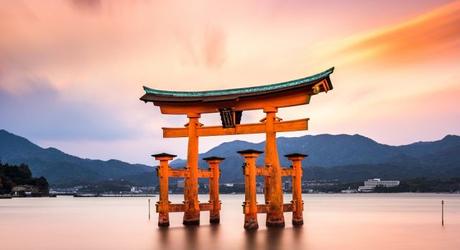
[1,194,459,250]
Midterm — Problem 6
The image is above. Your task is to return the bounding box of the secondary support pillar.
[204,156,224,224]
[285,153,306,226]
[264,107,285,227]
[238,149,263,230]
[152,153,176,227]
[183,113,201,226]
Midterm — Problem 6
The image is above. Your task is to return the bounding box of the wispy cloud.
[331,1,460,65]
[173,25,227,69]
[203,27,227,68]
[69,0,101,12]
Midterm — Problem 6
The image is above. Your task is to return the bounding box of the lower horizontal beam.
[199,202,213,211]
[281,168,294,176]
[256,203,294,213]
[198,169,212,178]
[169,169,187,178]
[254,167,293,176]
[160,168,213,178]
[256,167,270,176]
[283,203,293,212]
[257,204,268,213]
[157,202,215,213]
[169,203,186,213]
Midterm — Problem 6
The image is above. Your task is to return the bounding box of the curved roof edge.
[141,67,334,99]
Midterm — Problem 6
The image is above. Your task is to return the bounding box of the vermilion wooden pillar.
[286,153,306,226]
[153,153,176,227]
[204,156,224,224]
[264,107,285,227]
[239,149,262,230]
[183,113,201,225]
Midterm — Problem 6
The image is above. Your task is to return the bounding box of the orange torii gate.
[141,67,334,229]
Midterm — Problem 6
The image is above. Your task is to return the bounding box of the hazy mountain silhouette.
[1,129,459,185]
[0,129,155,186]
[174,134,460,182]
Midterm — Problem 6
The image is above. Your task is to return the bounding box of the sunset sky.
[1,0,459,164]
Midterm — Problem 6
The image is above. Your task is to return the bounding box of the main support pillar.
[238,149,263,230]
[152,153,176,227]
[264,107,285,227]
[285,153,306,226]
[204,156,224,224]
[183,113,201,225]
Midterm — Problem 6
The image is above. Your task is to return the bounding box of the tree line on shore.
[0,163,49,196]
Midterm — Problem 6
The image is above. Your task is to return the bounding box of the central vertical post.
[264,107,285,227]
[183,113,201,225]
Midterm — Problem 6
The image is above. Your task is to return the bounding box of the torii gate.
[141,67,334,230]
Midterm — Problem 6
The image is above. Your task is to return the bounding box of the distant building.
[11,185,39,197]
[341,187,358,193]
[358,178,400,192]
[303,188,314,193]
[176,180,185,188]
[256,183,264,193]
[283,181,292,192]
[130,186,142,194]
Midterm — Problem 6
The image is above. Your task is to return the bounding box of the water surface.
[1,194,459,250]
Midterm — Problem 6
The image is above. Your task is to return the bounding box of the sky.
[1,0,459,164]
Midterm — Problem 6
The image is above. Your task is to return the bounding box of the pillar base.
[158,221,170,227]
[244,219,259,231]
[183,209,200,226]
[266,218,285,228]
[183,219,200,226]
[158,213,170,228]
[292,219,304,227]
[210,217,220,224]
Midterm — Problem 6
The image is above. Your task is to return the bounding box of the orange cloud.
[332,1,460,65]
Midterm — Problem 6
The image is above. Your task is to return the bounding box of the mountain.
[1,129,460,186]
[188,134,400,170]
[0,129,155,186]
[171,134,460,183]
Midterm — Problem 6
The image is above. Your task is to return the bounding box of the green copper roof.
[142,67,334,98]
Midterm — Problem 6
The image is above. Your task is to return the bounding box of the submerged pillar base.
[292,219,304,227]
[183,220,200,226]
[182,211,200,226]
[266,217,285,228]
[210,217,220,224]
[158,212,170,227]
[244,218,259,231]
[183,206,200,226]
[158,221,170,227]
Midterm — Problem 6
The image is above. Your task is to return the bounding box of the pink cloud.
[203,27,227,68]
[69,0,101,12]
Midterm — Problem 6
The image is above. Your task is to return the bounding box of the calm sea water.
[1,194,459,250]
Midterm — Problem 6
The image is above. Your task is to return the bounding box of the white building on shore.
[358,178,400,192]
